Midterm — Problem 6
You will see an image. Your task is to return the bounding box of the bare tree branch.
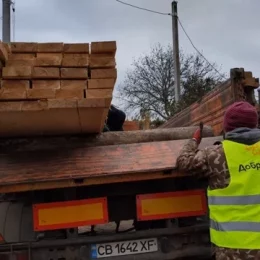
[118,43,226,120]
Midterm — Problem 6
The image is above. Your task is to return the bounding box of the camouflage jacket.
[176,139,260,260]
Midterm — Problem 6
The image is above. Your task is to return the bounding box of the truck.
[0,122,219,260]
[0,40,256,259]
[160,68,260,135]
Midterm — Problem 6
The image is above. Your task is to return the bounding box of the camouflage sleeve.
[176,139,209,176]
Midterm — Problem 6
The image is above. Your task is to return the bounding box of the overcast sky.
[1,0,259,109]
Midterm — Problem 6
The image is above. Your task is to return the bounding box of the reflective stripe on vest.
[207,140,260,250]
[208,194,260,205]
[210,219,260,232]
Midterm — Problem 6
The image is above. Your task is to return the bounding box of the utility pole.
[172,1,181,103]
[2,0,11,42]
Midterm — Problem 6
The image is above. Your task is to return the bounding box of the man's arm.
[176,139,210,176]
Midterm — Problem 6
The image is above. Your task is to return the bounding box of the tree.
[118,43,226,120]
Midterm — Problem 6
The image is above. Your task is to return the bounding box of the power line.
[115,0,226,80]
[177,17,226,79]
[11,0,15,41]
[115,0,172,16]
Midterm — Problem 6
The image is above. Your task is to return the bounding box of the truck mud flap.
[0,201,35,243]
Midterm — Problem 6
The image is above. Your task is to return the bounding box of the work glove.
[192,128,202,145]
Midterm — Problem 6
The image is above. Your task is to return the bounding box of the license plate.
[91,238,158,258]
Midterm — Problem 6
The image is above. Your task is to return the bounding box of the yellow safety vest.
[208,140,260,249]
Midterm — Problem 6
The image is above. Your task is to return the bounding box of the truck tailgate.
[0,136,221,193]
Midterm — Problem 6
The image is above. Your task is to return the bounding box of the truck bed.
[0,134,221,193]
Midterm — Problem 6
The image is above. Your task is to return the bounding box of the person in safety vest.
[176,101,260,260]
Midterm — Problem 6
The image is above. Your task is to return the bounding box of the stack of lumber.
[0,41,117,137]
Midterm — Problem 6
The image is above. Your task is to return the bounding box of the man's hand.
[192,122,203,145]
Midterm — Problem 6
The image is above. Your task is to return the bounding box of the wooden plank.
[48,99,78,109]
[0,88,26,100]
[35,53,62,67]
[60,68,88,79]
[0,100,81,138]
[88,79,115,89]
[26,89,56,99]
[3,43,11,54]
[32,80,60,90]
[60,80,87,90]
[37,43,64,53]
[89,53,115,58]
[78,108,108,133]
[78,98,112,108]
[10,42,37,53]
[2,66,32,79]
[32,67,60,79]
[0,41,8,62]
[62,54,89,67]
[91,68,117,79]
[9,54,36,60]
[6,58,35,67]
[86,89,113,99]
[1,80,30,90]
[55,89,84,99]
[89,54,116,68]
[21,100,48,111]
[63,43,89,53]
[91,41,116,54]
[0,101,22,111]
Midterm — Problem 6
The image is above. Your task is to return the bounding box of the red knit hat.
[223,101,258,132]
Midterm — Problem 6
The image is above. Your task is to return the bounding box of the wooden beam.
[88,79,115,89]
[60,80,87,90]
[89,54,116,69]
[32,67,60,79]
[35,53,62,67]
[37,42,64,53]
[63,43,89,53]
[91,41,116,54]
[2,66,32,79]
[62,54,89,67]
[0,41,9,62]
[91,68,117,79]
[55,89,84,99]
[60,68,88,79]
[32,80,60,90]
[10,42,37,53]
[0,126,214,151]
